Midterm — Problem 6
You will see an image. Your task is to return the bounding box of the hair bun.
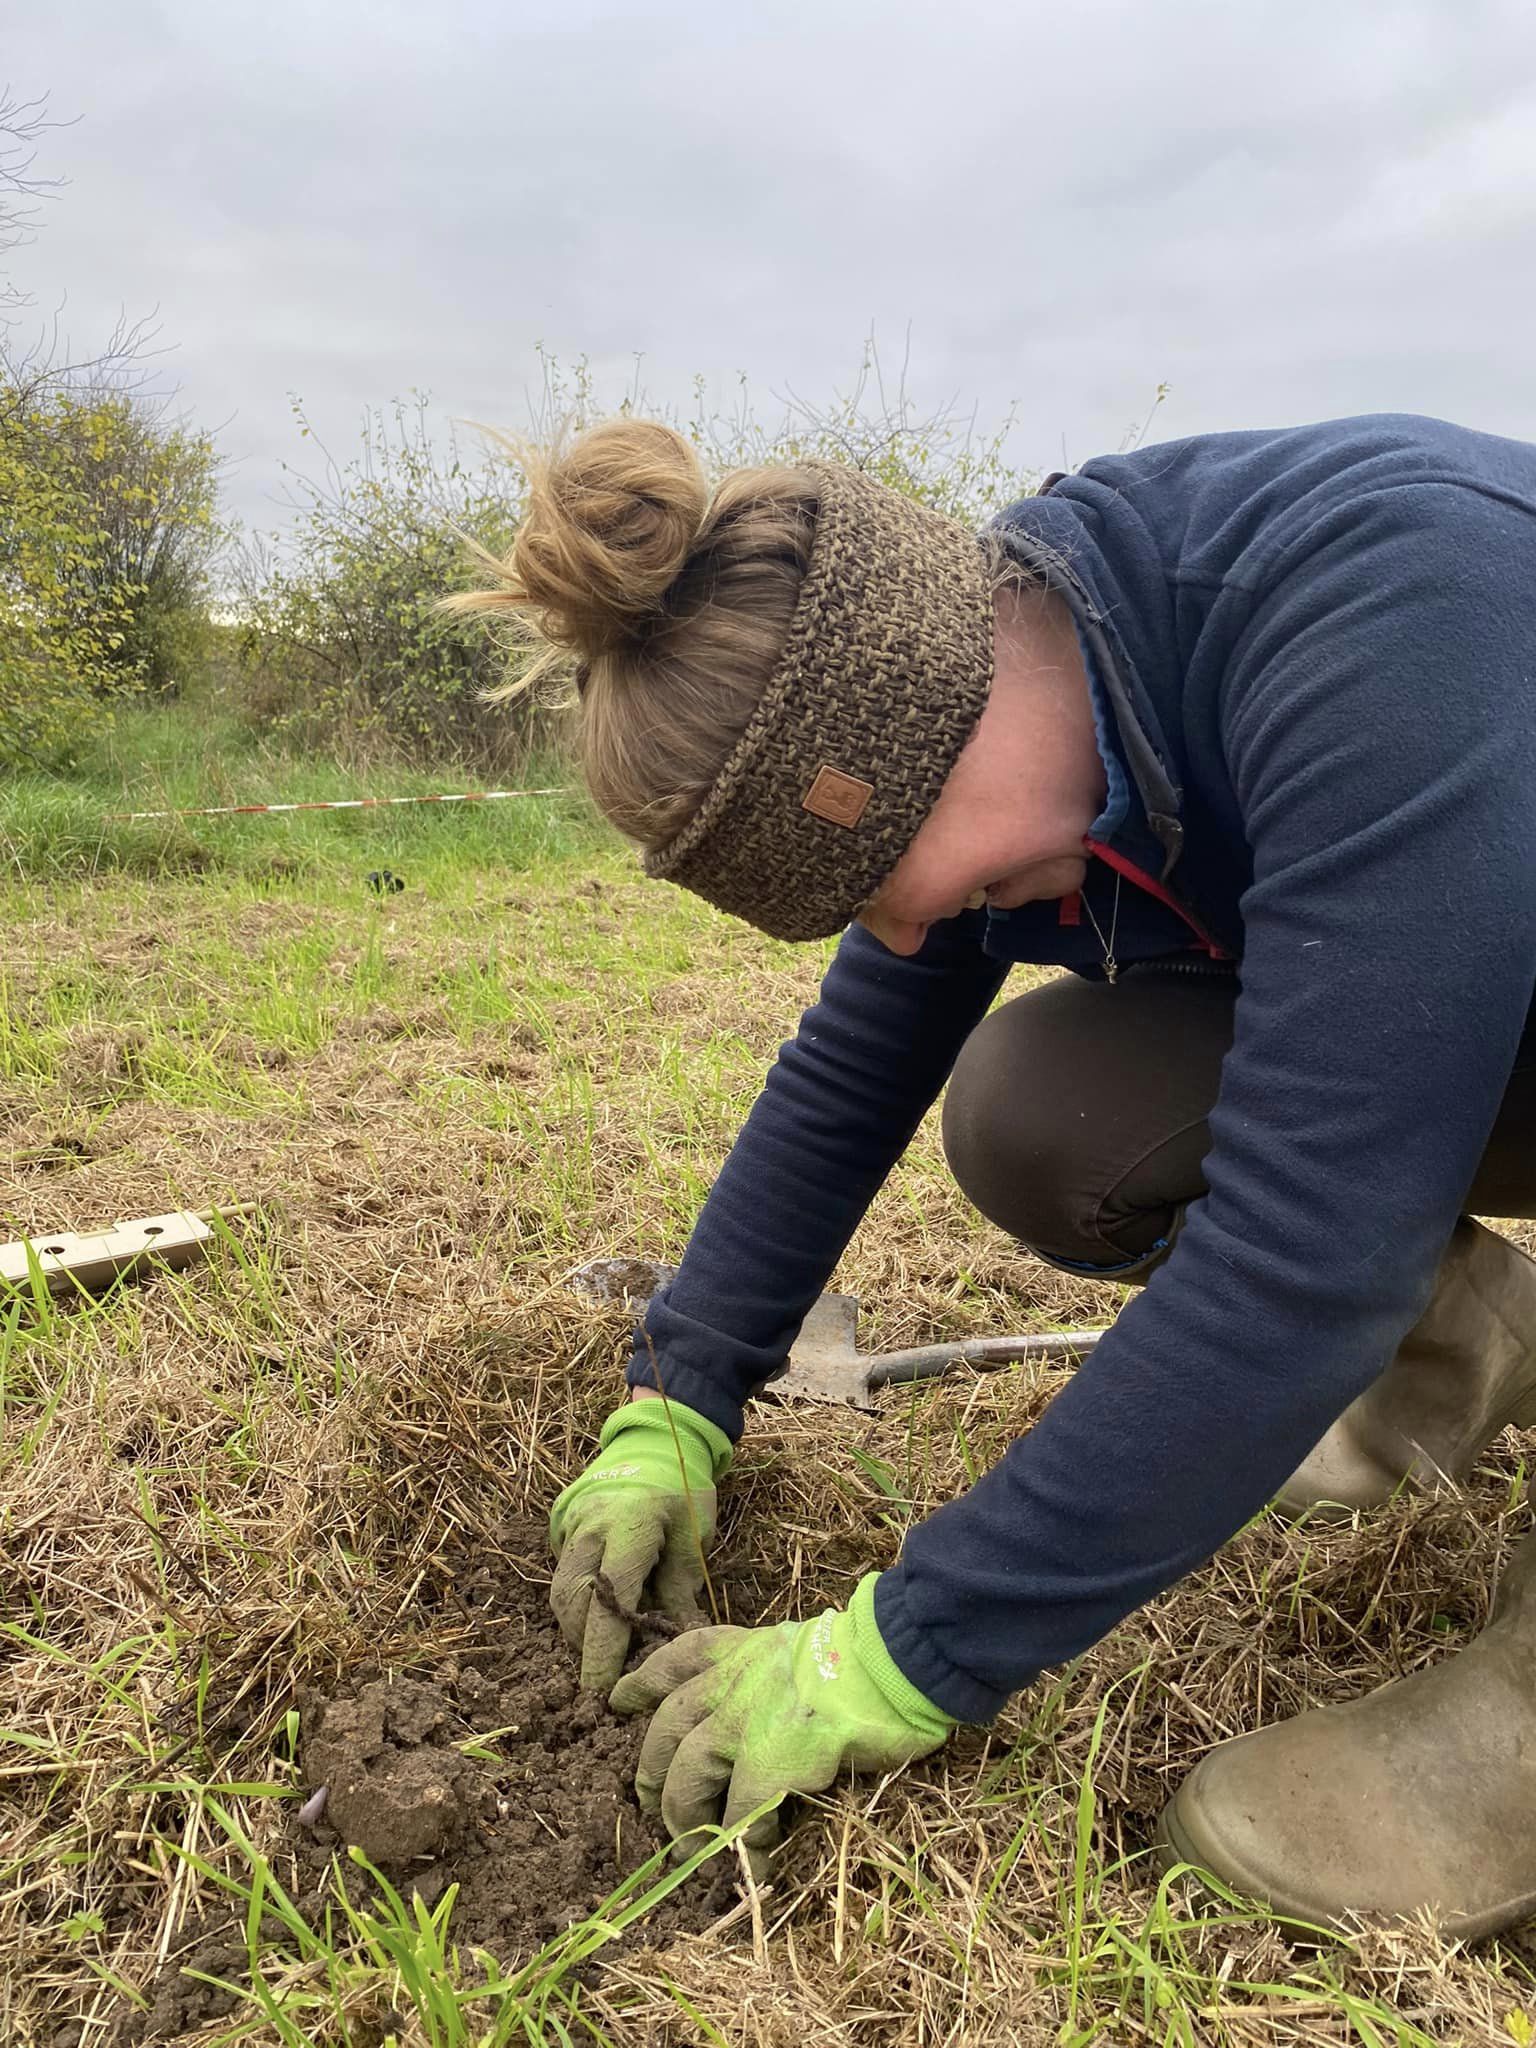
[512,420,709,662]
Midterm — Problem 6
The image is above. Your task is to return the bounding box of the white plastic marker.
[107,787,576,823]
[0,1208,253,1297]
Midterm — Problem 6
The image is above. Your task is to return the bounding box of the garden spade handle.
[865,1327,1105,1390]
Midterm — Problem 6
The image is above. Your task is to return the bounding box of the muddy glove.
[609,1574,955,1876]
[549,1397,732,1693]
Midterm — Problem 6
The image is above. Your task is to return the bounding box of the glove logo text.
[808,1614,842,1682]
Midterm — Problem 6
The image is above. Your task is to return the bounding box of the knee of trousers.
[940,975,1219,1279]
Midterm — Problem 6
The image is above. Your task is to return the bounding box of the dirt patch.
[133,1519,741,2042]
[294,1516,739,1956]
[568,1257,674,1308]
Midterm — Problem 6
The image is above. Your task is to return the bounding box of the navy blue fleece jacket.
[626,413,1536,1724]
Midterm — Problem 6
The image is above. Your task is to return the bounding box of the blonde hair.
[449,419,818,847]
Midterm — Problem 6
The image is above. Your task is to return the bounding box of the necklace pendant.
[1104,957,1118,985]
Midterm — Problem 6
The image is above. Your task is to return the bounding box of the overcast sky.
[7,0,1536,533]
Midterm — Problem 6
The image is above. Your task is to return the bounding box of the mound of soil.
[135,1523,784,2039]
[293,1518,740,1959]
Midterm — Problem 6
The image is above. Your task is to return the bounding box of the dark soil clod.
[294,1517,737,1959]
[303,1676,471,1864]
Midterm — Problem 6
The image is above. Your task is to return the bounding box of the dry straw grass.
[3,855,1534,2045]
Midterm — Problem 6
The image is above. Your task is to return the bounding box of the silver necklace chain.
[1082,871,1122,984]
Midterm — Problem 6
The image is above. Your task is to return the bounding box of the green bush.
[1,388,132,766]
[0,384,220,768]
[71,395,221,693]
[234,397,536,771]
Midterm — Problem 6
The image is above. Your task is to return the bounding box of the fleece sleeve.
[626,913,1009,1438]
[875,481,1536,1722]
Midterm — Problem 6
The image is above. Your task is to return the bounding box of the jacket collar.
[988,489,1186,882]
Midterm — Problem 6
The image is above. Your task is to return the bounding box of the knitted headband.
[642,461,996,942]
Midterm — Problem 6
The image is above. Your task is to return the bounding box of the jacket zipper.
[1084,837,1232,959]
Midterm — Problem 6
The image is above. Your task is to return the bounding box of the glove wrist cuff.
[599,1396,734,1484]
[848,1573,955,1738]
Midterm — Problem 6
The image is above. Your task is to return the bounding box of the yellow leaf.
[1506,2011,1534,2045]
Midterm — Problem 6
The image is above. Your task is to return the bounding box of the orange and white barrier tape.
[108,786,576,823]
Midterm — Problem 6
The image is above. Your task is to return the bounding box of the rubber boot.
[1155,1522,1536,1940]
[1275,1219,1536,1520]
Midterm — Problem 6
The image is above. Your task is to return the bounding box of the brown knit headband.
[642,462,995,942]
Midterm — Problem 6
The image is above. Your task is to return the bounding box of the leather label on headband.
[802,765,875,828]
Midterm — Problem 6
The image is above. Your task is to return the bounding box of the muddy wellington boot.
[1156,1521,1536,1940]
[1274,1218,1536,1520]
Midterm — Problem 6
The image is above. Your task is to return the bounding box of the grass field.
[4,710,1536,2045]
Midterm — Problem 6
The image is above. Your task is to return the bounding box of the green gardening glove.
[608,1573,955,1877]
[549,1398,733,1693]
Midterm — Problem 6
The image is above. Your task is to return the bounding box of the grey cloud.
[6,0,1536,532]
